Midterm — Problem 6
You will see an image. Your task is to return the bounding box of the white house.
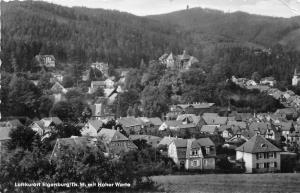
[168,138,216,170]
[236,135,281,173]
[260,77,276,87]
[292,69,300,86]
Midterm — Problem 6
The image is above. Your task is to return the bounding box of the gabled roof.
[41,117,63,127]
[117,117,142,127]
[202,116,227,125]
[148,117,163,126]
[274,121,293,131]
[88,120,103,130]
[236,135,281,153]
[192,138,215,147]
[176,114,200,124]
[31,120,45,129]
[164,120,183,128]
[249,122,271,135]
[227,121,247,129]
[173,139,187,148]
[98,128,128,143]
[201,125,218,133]
[176,103,215,110]
[158,136,179,146]
[129,135,161,141]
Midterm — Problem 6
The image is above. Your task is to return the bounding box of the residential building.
[88,81,106,94]
[260,77,276,87]
[292,68,300,86]
[236,135,281,173]
[168,138,216,170]
[0,123,13,166]
[159,50,199,71]
[30,117,63,136]
[35,54,55,68]
[51,82,67,103]
[117,117,143,135]
[91,62,109,77]
[98,128,138,155]
[81,120,103,136]
[158,136,180,147]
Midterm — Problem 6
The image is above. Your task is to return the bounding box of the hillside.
[148,8,300,50]
[1,1,300,73]
[1,1,182,71]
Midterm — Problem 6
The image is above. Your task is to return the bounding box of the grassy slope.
[153,173,300,193]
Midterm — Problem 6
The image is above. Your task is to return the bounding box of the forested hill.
[148,8,300,50]
[1,1,182,71]
[1,1,300,72]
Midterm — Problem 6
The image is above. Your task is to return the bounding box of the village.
[1,52,300,175]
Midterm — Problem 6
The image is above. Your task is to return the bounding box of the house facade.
[35,55,55,68]
[292,69,300,86]
[168,138,216,170]
[98,128,138,155]
[236,135,281,173]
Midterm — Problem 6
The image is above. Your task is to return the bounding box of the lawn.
[152,173,300,193]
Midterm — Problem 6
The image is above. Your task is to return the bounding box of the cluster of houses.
[232,73,300,109]
[2,96,300,173]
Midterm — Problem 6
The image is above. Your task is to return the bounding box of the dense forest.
[1,1,300,72]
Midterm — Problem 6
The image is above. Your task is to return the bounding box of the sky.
[30,0,300,17]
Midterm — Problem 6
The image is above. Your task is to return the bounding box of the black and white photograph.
[0,0,300,192]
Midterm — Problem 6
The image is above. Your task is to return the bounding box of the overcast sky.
[33,0,300,17]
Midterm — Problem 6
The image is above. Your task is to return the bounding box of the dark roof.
[249,122,271,135]
[148,117,163,126]
[236,135,281,153]
[117,117,142,127]
[192,138,215,148]
[173,139,187,148]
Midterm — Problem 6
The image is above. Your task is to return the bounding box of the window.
[191,150,198,156]
[256,163,259,169]
[192,160,198,167]
[264,162,269,168]
[259,153,263,159]
[206,147,210,155]
[274,162,277,168]
[203,159,208,166]
[256,153,259,160]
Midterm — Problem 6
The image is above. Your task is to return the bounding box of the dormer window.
[191,150,198,156]
[206,147,210,155]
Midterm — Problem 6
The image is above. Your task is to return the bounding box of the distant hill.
[1,1,300,72]
[148,8,300,50]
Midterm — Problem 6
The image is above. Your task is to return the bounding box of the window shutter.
[274,152,276,158]
[256,153,259,160]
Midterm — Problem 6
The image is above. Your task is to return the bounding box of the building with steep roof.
[35,54,55,68]
[159,50,199,71]
[98,128,137,155]
[236,135,281,173]
[168,138,216,170]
